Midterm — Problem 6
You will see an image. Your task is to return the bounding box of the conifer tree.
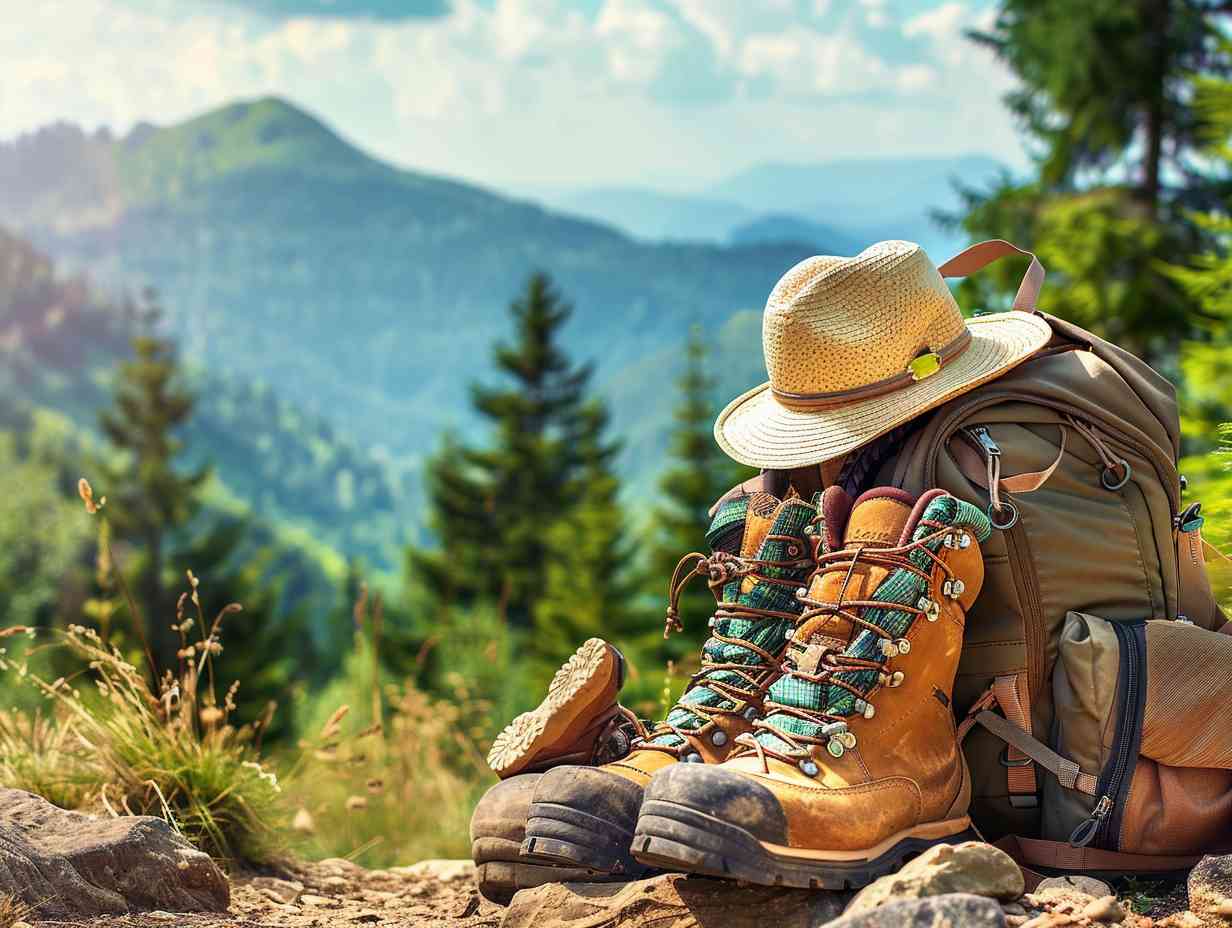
[99,292,207,669]
[955,1,1231,365]
[645,329,752,661]
[533,401,643,677]
[410,274,596,628]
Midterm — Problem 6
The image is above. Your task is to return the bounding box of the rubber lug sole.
[486,638,623,778]
[522,801,649,878]
[472,837,620,905]
[632,798,977,890]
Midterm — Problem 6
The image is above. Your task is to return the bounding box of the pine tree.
[409,274,595,628]
[533,401,643,678]
[954,1,1231,365]
[99,292,207,670]
[645,329,752,662]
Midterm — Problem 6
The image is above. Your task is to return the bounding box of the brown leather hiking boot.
[519,491,817,880]
[632,487,991,889]
[473,638,644,903]
[486,638,640,779]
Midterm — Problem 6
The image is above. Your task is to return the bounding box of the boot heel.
[522,801,648,877]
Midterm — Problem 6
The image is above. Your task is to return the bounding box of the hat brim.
[714,311,1053,470]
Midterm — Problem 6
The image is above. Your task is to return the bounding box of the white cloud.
[0,0,1024,189]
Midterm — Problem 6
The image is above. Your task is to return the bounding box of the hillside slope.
[0,99,809,479]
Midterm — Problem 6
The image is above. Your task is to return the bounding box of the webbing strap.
[938,239,1045,312]
[975,711,1097,796]
[995,835,1200,874]
[993,673,1039,800]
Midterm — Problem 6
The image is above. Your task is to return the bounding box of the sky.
[2,0,1023,191]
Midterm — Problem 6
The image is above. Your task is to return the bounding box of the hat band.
[770,329,973,410]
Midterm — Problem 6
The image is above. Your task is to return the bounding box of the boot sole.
[486,638,625,778]
[632,799,975,890]
[472,837,618,904]
[521,800,650,878]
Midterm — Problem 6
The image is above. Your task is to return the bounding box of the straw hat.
[714,239,1052,469]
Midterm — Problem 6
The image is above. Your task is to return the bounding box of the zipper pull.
[969,426,1001,458]
[1068,794,1113,848]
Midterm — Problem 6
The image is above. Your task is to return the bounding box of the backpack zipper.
[1068,620,1146,849]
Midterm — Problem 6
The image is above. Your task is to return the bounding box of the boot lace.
[737,496,988,772]
[638,535,813,757]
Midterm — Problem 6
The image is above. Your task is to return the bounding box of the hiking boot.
[520,492,817,879]
[632,487,991,889]
[473,638,644,903]
[487,637,641,778]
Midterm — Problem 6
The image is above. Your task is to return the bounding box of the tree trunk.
[1140,0,1172,218]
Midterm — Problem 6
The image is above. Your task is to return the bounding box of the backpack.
[876,241,1231,873]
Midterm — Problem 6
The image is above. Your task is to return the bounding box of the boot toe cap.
[643,763,789,845]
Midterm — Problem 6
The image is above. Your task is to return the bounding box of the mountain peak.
[119,96,377,200]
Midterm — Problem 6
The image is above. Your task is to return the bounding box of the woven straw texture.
[715,240,1051,469]
[755,494,991,755]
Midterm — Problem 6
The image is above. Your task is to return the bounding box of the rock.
[1082,896,1125,924]
[827,893,1005,927]
[502,872,846,928]
[846,842,1024,916]
[0,787,229,918]
[1190,855,1232,924]
[397,859,476,883]
[1158,913,1205,928]
[249,876,304,904]
[1036,875,1115,899]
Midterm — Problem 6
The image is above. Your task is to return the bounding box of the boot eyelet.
[826,739,844,758]
[853,699,875,720]
[799,758,819,777]
[743,706,760,722]
[796,586,809,598]
[895,639,911,655]
[684,752,703,763]
[941,579,965,599]
[710,730,728,747]
[917,596,941,621]
[840,731,857,749]
[887,671,905,688]
[787,544,801,557]
[879,638,897,657]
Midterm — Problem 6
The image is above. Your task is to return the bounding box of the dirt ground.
[24,859,502,928]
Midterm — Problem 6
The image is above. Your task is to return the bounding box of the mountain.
[529,154,1005,259]
[727,214,865,253]
[0,227,408,572]
[0,98,813,554]
[539,187,756,242]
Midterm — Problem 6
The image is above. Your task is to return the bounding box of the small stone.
[1003,903,1027,916]
[1037,875,1115,899]
[846,842,1024,916]
[300,894,337,907]
[292,808,316,834]
[321,876,350,892]
[250,876,304,904]
[1081,895,1124,924]
[396,859,476,883]
[828,893,1006,927]
[353,911,381,922]
[1189,854,1232,922]
[1022,914,1073,928]
[319,857,364,874]
[1156,912,1204,928]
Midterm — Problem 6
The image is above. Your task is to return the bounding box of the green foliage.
[0,619,286,867]
[0,434,90,630]
[955,1,1230,370]
[534,402,648,681]
[410,274,611,630]
[970,0,1227,198]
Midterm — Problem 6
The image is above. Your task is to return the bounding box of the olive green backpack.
[877,242,1230,873]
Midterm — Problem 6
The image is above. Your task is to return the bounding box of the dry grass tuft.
[0,893,31,928]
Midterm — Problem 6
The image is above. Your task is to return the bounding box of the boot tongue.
[842,487,916,547]
[797,487,917,650]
